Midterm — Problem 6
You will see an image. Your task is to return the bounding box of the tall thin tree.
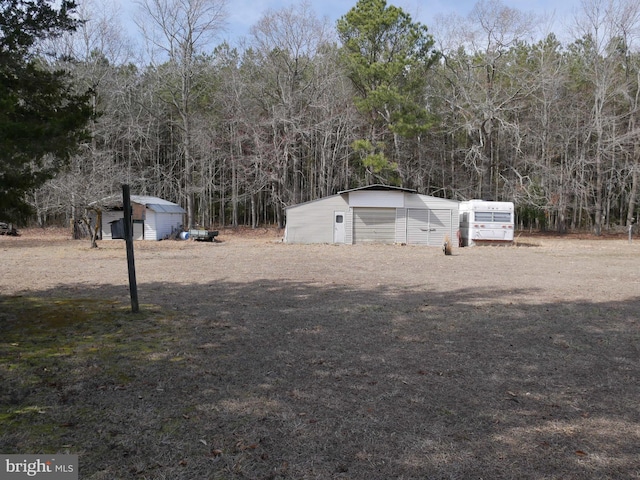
[136,0,227,228]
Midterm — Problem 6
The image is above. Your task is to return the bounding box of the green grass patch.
[0,295,175,454]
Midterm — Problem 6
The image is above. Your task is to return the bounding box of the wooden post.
[122,184,139,313]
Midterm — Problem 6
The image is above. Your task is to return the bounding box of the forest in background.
[25,0,640,234]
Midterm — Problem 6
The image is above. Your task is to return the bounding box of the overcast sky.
[221,0,582,43]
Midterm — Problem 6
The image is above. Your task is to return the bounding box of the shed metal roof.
[96,194,186,214]
[338,184,417,194]
[130,196,186,214]
[144,203,186,214]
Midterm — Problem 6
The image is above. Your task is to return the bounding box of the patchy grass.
[0,297,174,458]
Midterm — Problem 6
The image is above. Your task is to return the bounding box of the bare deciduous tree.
[136,0,227,228]
[26,0,640,236]
[438,0,539,200]
[571,0,640,234]
[247,2,338,222]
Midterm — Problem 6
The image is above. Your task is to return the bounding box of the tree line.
[4,0,640,236]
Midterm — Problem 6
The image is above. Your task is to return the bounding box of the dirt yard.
[1,228,639,479]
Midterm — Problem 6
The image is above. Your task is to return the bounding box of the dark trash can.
[110,219,125,239]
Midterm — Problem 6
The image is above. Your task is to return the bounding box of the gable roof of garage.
[286,184,423,212]
[338,184,417,194]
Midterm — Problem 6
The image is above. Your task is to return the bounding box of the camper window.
[475,212,493,222]
[474,212,511,222]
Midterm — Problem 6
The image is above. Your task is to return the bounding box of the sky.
[221,0,584,44]
[117,0,585,55]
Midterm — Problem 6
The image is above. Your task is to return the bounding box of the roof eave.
[338,184,417,195]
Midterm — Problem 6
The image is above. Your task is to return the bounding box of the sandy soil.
[2,227,639,304]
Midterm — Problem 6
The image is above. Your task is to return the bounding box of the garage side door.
[407,209,453,246]
[428,209,452,246]
[353,208,396,244]
[407,209,430,245]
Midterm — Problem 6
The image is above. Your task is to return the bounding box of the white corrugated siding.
[352,208,396,244]
[151,212,183,240]
[430,209,454,246]
[407,209,453,246]
[407,209,430,245]
[144,210,156,240]
[345,209,353,244]
[395,208,407,244]
[285,195,349,243]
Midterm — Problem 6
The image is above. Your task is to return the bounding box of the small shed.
[284,184,459,246]
[99,195,185,241]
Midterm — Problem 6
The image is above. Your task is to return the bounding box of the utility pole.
[122,184,139,313]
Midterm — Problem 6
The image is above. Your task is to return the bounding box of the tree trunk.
[627,149,639,227]
[594,143,603,236]
[231,157,238,227]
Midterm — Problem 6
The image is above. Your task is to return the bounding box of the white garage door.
[353,208,396,244]
[407,209,452,246]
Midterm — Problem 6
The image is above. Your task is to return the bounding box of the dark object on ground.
[188,229,219,242]
[443,234,452,255]
[0,222,18,236]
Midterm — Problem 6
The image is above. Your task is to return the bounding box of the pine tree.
[0,0,92,222]
[337,0,439,185]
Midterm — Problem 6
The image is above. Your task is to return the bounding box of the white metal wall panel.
[153,212,183,240]
[427,209,452,246]
[352,208,396,244]
[407,209,431,245]
[405,194,459,209]
[395,208,407,244]
[407,209,454,246]
[285,195,349,243]
[144,211,156,240]
[349,190,405,207]
[345,209,353,244]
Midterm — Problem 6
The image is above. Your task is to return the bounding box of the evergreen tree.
[0,0,91,222]
[337,0,439,185]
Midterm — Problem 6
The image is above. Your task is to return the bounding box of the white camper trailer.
[459,200,514,246]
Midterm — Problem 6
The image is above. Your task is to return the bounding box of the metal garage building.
[284,185,459,246]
